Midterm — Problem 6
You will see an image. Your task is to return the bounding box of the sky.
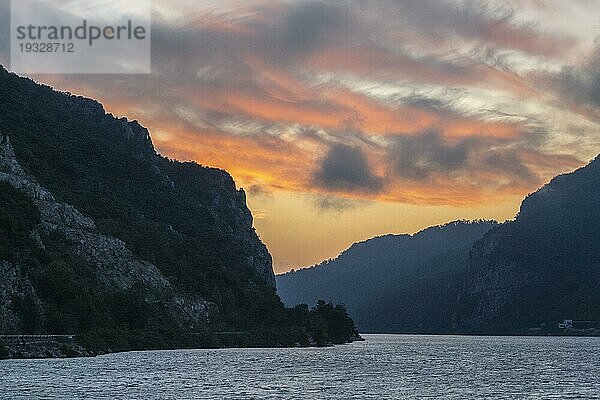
[1,0,600,273]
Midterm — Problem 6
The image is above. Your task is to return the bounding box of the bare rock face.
[215,186,275,288]
[0,135,165,290]
[0,135,210,331]
[458,156,600,333]
[457,225,526,331]
[0,262,42,334]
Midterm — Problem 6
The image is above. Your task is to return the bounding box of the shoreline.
[360,331,600,338]
[6,331,600,361]
[0,333,365,360]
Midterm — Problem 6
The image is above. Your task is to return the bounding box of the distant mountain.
[458,156,600,334]
[277,220,497,332]
[0,66,359,356]
[280,156,600,336]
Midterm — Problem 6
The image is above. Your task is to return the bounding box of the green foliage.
[0,341,8,359]
[0,182,40,261]
[79,327,224,354]
[11,293,44,333]
[283,301,359,346]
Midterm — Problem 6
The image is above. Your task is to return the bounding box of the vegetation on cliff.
[0,66,359,354]
[458,156,600,334]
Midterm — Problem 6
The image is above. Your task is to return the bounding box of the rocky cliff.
[458,156,600,333]
[0,135,211,333]
[0,66,277,341]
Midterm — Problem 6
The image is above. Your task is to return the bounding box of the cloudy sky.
[2,0,600,272]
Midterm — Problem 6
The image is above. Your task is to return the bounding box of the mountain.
[0,66,359,356]
[277,220,497,332]
[458,156,600,334]
[279,155,600,336]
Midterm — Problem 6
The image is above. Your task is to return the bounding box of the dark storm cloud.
[400,94,461,113]
[388,131,535,183]
[15,0,564,114]
[543,46,600,117]
[146,0,350,80]
[382,0,513,37]
[6,0,585,205]
[142,0,564,87]
[314,144,383,192]
[484,150,536,182]
[399,0,519,42]
[389,131,471,180]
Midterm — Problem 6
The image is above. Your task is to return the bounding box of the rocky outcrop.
[458,156,600,333]
[215,186,274,287]
[1,135,165,290]
[0,66,278,348]
[0,337,93,359]
[0,113,275,289]
[457,225,526,330]
[0,262,42,334]
[0,135,211,331]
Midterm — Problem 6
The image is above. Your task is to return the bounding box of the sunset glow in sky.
[3,0,600,272]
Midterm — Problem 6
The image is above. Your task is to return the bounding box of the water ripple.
[1,335,600,399]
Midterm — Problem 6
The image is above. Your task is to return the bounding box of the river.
[1,334,599,399]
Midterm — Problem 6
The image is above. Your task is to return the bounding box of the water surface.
[1,334,599,399]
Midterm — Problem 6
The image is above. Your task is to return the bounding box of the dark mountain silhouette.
[458,156,600,334]
[277,220,497,332]
[280,156,600,335]
[0,66,359,356]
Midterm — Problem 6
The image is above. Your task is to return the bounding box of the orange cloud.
[147,116,580,208]
[29,0,590,211]
[323,87,526,139]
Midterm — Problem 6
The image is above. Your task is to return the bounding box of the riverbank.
[0,331,365,360]
[1,339,92,359]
